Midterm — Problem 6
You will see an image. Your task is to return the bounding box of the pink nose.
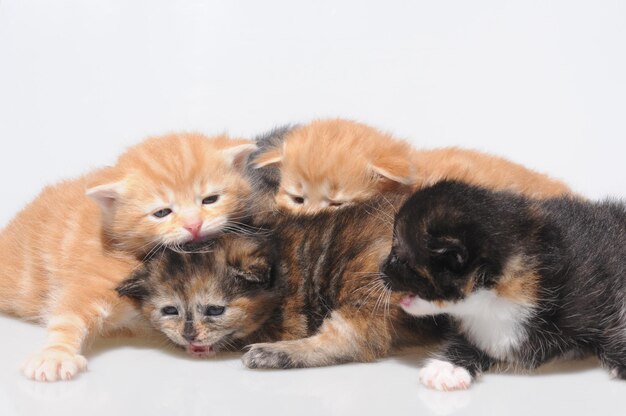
[184,221,203,239]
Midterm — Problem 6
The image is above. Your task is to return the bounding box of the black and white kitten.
[382,181,626,390]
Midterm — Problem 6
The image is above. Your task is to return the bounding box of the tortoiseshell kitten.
[382,181,626,390]
[116,235,279,357]
[117,196,446,366]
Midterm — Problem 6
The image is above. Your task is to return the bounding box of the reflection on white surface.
[418,389,472,416]
[1,314,625,416]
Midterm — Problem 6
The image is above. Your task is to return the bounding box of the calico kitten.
[382,181,626,390]
[250,119,571,214]
[118,196,445,367]
[0,133,256,381]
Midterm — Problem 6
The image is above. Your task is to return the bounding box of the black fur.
[382,181,626,379]
[244,125,296,221]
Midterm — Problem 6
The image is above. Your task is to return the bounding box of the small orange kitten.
[252,119,571,213]
[0,133,256,381]
[252,119,416,213]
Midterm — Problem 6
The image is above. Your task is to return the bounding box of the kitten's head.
[381,181,520,315]
[117,234,278,357]
[252,119,416,214]
[87,133,257,255]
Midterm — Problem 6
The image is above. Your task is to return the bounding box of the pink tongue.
[400,294,416,307]
[190,345,208,353]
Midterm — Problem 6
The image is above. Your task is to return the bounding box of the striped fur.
[249,118,572,215]
[0,133,256,381]
[118,195,446,367]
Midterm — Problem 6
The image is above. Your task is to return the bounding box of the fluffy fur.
[250,119,571,214]
[0,133,256,381]
[412,147,571,198]
[251,119,416,213]
[118,196,446,368]
[382,181,626,390]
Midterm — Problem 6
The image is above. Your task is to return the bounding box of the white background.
[0,1,625,415]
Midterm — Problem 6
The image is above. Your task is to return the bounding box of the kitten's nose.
[183,321,198,342]
[184,221,203,239]
[183,332,197,342]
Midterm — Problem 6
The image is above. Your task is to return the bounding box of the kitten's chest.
[449,290,534,360]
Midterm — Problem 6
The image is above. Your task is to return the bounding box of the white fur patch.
[402,289,532,360]
[419,359,472,391]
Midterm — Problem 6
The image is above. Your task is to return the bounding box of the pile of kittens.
[2,119,625,392]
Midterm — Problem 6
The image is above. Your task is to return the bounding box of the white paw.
[419,359,472,391]
[22,350,88,382]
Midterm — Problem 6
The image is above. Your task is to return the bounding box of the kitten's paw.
[609,366,626,380]
[419,359,472,391]
[242,343,295,369]
[22,350,88,382]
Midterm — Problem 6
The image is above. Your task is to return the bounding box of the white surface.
[0,1,625,415]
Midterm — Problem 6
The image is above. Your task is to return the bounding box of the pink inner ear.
[369,164,415,185]
[251,147,283,168]
[222,143,258,169]
[86,183,123,211]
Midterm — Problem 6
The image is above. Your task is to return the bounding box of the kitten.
[250,119,416,213]
[382,181,626,390]
[250,119,571,214]
[0,133,256,381]
[118,196,446,367]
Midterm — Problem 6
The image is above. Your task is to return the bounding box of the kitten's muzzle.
[381,254,413,292]
[186,343,215,358]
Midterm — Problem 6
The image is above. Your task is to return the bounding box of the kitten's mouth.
[400,294,416,307]
[186,343,216,358]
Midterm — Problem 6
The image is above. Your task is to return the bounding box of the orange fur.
[412,147,571,198]
[253,119,416,213]
[253,119,572,213]
[0,133,256,381]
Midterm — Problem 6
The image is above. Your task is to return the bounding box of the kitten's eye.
[291,196,305,204]
[161,306,179,316]
[204,305,225,316]
[202,195,220,205]
[153,208,172,218]
[329,201,344,207]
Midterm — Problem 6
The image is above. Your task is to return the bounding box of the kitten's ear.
[369,156,416,186]
[429,236,469,272]
[86,181,125,212]
[229,254,272,284]
[116,266,151,302]
[221,143,258,170]
[251,147,283,169]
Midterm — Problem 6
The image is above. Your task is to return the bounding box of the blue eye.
[204,305,225,316]
[202,195,220,205]
[161,306,179,316]
[153,208,172,218]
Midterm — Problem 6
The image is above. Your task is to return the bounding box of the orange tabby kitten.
[0,133,256,382]
[252,119,571,213]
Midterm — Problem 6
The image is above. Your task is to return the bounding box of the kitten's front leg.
[420,334,494,391]
[242,310,380,369]
[22,290,115,382]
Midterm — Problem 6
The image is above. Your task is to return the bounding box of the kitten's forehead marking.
[152,292,186,310]
[191,289,225,310]
[137,153,172,180]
